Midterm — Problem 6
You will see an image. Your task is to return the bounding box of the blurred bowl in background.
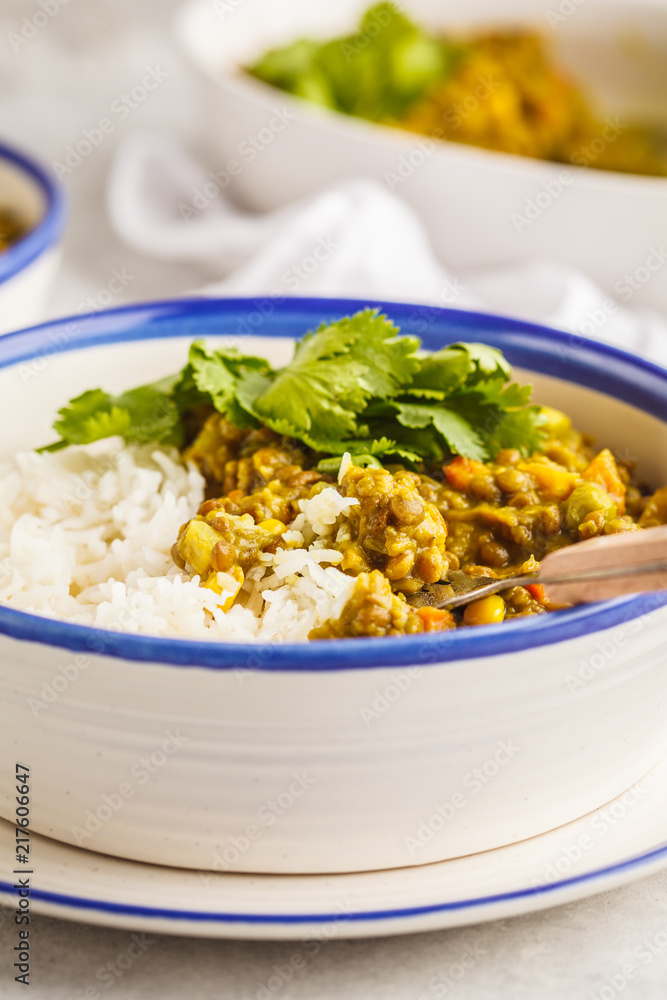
[175,0,667,312]
[0,139,67,335]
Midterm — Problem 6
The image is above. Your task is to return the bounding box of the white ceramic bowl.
[176,0,667,312]
[1,297,667,875]
[0,139,67,336]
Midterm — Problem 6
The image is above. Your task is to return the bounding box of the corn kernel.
[177,518,221,576]
[203,564,244,612]
[257,518,286,534]
[463,594,506,626]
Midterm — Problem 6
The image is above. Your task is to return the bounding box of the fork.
[421,524,667,610]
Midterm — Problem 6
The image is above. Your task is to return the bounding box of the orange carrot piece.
[526,583,547,603]
[443,456,486,492]
[417,606,455,631]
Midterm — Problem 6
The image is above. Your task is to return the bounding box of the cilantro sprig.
[247,4,453,122]
[42,309,547,465]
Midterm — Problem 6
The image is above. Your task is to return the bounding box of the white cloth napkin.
[108,131,667,364]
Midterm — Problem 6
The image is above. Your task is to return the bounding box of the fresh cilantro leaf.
[436,378,546,459]
[396,402,488,461]
[487,407,548,456]
[176,341,273,414]
[116,386,184,444]
[187,342,239,411]
[43,308,543,467]
[410,346,473,395]
[47,384,183,451]
[307,435,421,465]
[245,310,420,444]
[292,309,420,398]
[457,342,512,379]
[74,406,133,442]
[465,376,533,410]
[51,389,111,443]
[408,343,511,400]
[398,387,447,400]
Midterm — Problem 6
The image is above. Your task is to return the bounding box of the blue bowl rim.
[1,294,666,672]
[0,137,67,285]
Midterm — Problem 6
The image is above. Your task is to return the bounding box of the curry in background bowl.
[176,0,667,312]
[248,5,667,177]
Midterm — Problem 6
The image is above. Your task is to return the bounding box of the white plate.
[3,754,667,940]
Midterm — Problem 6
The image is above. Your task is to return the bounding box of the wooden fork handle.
[539,525,667,605]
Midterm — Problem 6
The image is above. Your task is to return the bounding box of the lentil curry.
[46,309,667,640]
[174,408,666,637]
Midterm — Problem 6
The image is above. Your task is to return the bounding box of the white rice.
[0,439,358,641]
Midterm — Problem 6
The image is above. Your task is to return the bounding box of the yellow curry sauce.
[398,32,667,177]
[173,407,667,638]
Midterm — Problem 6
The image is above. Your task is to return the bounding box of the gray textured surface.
[3,872,667,998]
[2,0,667,995]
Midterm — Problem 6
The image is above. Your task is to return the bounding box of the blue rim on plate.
[1,837,667,926]
[1,295,666,671]
[0,138,67,284]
